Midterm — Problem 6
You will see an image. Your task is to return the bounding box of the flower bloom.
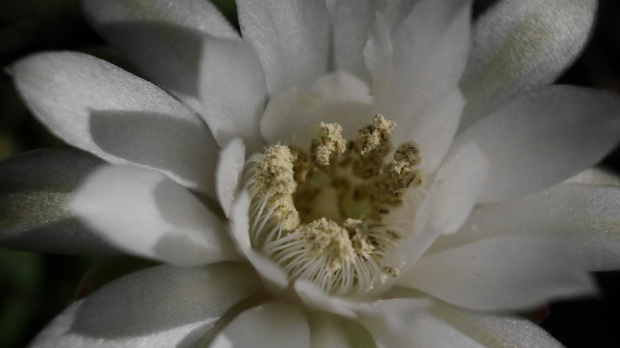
[2,0,620,347]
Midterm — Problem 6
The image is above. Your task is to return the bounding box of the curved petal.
[260,71,373,148]
[309,312,354,348]
[397,89,465,173]
[199,37,266,153]
[0,149,117,255]
[216,138,246,218]
[294,280,357,319]
[327,0,374,82]
[398,144,487,266]
[364,12,392,100]
[211,299,310,348]
[30,263,262,348]
[12,52,219,198]
[70,165,239,266]
[82,0,238,114]
[430,300,563,348]
[460,0,598,128]
[433,182,620,271]
[563,167,620,186]
[229,191,288,290]
[356,298,483,348]
[376,0,471,123]
[375,0,417,31]
[237,0,329,96]
[426,144,488,235]
[399,235,595,311]
[452,85,620,203]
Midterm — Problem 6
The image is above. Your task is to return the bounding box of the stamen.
[247,115,425,295]
[312,122,346,166]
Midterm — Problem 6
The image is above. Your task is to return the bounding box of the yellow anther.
[357,114,396,156]
[313,122,347,166]
[302,218,356,271]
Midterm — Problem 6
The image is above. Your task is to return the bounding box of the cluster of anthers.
[245,115,425,295]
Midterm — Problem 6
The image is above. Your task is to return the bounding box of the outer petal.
[563,167,620,186]
[430,300,564,348]
[309,312,355,348]
[399,235,595,311]
[211,299,310,348]
[327,0,374,82]
[199,38,266,153]
[70,165,239,266]
[376,0,471,124]
[237,0,330,96]
[30,263,262,348]
[0,149,116,255]
[357,299,483,348]
[375,0,418,31]
[216,138,246,218]
[433,182,620,271]
[12,52,219,198]
[460,0,598,128]
[294,280,357,319]
[82,0,238,114]
[452,85,620,203]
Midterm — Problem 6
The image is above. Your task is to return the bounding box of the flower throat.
[246,115,424,295]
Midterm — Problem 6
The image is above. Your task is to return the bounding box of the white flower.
[1,0,620,347]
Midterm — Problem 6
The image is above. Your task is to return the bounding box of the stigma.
[246,115,424,295]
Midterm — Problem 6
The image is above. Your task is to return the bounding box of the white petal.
[357,299,483,348]
[260,71,373,148]
[294,280,357,319]
[375,0,417,31]
[430,300,563,348]
[83,0,238,114]
[309,312,354,348]
[435,183,620,271]
[399,235,595,310]
[460,0,598,128]
[563,167,620,186]
[0,149,117,255]
[212,299,310,348]
[229,191,289,290]
[427,144,488,235]
[327,0,374,82]
[398,144,487,266]
[70,165,238,266]
[397,89,465,173]
[216,139,246,218]
[237,0,330,95]
[452,85,620,203]
[12,52,219,198]
[30,263,262,348]
[364,12,393,101]
[376,0,471,123]
[199,38,266,153]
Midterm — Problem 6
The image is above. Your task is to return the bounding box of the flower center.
[246,115,425,295]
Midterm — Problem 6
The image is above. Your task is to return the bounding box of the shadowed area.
[94,21,208,98]
[69,263,258,338]
[0,148,117,255]
[89,109,215,192]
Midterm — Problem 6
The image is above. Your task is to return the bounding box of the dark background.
[0,0,619,347]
